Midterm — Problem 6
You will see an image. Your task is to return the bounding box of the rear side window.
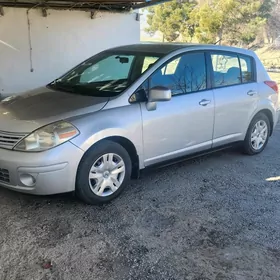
[211,53,241,87]
[210,52,255,88]
[150,52,207,96]
[239,55,254,83]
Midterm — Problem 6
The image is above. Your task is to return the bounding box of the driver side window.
[150,52,207,96]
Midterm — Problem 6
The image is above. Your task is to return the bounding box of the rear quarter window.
[239,55,254,83]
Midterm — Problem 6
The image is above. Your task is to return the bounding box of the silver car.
[0,44,279,204]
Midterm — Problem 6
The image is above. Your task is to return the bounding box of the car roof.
[108,43,198,54]
[107,43,254,56]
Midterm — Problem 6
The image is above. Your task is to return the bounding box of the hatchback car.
[0,43,279,204]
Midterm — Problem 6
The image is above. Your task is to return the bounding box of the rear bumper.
[0,142,84,195]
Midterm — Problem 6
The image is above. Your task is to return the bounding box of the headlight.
[14,121,79,152]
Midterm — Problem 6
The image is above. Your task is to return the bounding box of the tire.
[243,112,271,155]
[76,140,132,205]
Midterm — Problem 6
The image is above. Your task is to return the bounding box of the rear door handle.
[247,90,257,96]
[199,99,211,106]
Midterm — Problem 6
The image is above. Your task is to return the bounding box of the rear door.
[209,51,259,147]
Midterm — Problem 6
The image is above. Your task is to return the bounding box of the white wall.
[0,8,140,96]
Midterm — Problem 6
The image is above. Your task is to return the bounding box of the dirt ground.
[1,125,280,280]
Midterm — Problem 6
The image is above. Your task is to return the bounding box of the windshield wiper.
[48,82,76,93]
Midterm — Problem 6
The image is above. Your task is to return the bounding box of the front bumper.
[0,142,84,195]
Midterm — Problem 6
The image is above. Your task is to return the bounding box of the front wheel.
[243,113,271,155]
[76,140,132,205]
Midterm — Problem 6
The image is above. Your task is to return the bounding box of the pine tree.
[145,0,272,46]
[145,0,197,42]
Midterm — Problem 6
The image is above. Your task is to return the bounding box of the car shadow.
[0,146,242,207]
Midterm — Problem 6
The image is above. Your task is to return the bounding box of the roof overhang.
[0,0,170,12]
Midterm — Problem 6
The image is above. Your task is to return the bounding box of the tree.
[145,0,197,42]
[224,0,267,46]
[188,3,224,44]
[190,0,269,46]
[262,0,280,43]
[145,0,272,46]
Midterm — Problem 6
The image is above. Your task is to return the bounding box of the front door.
[140,52,215,166]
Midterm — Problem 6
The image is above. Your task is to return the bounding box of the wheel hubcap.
[250,120,268,151]
[88,153,125,197]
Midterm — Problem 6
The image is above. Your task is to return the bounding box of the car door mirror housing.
[149,86,171,102]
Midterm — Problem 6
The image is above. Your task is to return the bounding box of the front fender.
[70,104,144,168]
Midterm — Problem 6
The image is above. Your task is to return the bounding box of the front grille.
[0,168,10,183]
[0,131,27,149]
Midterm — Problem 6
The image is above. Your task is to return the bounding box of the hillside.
[255,46,280,84]
[255,46,280,69]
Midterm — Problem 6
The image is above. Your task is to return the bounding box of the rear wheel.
[76,140,132,205]
[243,113,271,155]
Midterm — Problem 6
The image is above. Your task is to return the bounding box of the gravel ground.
[1,125,280,280]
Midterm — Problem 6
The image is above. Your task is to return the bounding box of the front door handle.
[199,99,211,106]
[247,90,257,96]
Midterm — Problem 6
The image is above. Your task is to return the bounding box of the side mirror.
[149,86,172,102]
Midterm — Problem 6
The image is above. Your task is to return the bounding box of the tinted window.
[211,53,241,87]
[240,55,254,83]
[150,53,206,96]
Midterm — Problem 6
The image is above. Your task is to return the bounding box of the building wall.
[0,8,140,97]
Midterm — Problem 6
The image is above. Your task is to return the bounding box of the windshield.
[48,51,162,97]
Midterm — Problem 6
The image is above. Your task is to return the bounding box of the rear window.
[210,52,255,88]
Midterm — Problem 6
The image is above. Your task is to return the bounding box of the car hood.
[0,87,109,133]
